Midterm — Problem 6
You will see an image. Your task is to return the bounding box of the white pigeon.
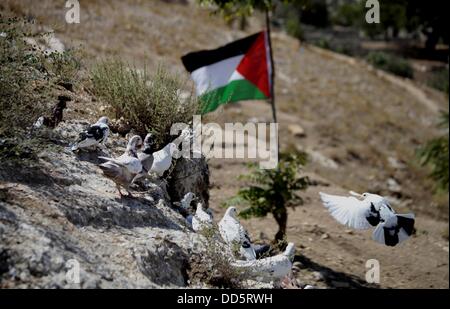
[319,191,415,247]
[232,242,296,282]
[192,203,214,232]
[98,135,143,198]
[147,127,191,178]
[219,206,257,261]
[71,116,110,152]
[174,192,196,211]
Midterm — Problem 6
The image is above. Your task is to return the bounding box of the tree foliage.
[224,153,309,242]
[418,112,449,192]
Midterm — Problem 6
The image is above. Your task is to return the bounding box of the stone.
[288,124,306,137]
[167,155,210,208]
[312,271,326,281]
[331,280,351,288]
[387,177,402,193]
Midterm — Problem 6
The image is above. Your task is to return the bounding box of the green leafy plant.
[366,51,413,79]
[91,60,202,147]
[418,112,449,192]
[224,153,309,242]
[428,67,449,95]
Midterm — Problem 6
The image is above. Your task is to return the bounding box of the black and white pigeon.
[98,135,143,198]
[319,191,415,247]
[138,133,155,171]
[71,116,110,152]
[219,206,257,261]
[192,203,214,232]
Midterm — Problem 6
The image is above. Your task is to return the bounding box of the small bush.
[285,14,304,41]
[44,49,82,86]
[224,153,309,242]
[366,51,413,79]
[418,112,449,192]
[428,67,449,95]
[332,3,363,27]
[1,17,80,137]
[188,226,246,288]
[314,38,330,50]
[91,60,202,147]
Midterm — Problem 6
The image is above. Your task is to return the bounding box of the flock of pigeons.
[66,115,416,283]
[70,116,189,198]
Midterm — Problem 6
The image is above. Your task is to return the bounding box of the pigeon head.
[361,193,384,202]
[144,133,153,146]
[226,206,238,218]
[143,133,154,153]
[98,116,109,125]
[185,192,196,201]
[196,202,205,213]
[168,143,179,156]
[283,242,296,261]
[127,135,143,152]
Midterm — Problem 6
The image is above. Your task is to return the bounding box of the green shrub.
[285,14,304,41]
[418,112,449,192]
[332,3,363,27]
[428,67,449,95]
[0,16,80,139]
[366,51,413,78]
[44,49,82,85]
[314,38,330,50]
[224,153,309,243]
[91,60,202,147]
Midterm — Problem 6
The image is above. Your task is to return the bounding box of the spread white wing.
[319,192,372,230]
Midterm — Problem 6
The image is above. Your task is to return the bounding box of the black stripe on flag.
[181,32,261,73]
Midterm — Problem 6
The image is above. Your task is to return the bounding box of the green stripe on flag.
[200,79,268,114]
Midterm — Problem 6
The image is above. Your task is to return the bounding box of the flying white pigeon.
[319,191,415,247]
[98,135,143,198]
[71,116,110,152]
[148,128,191,177]
[219,206,257,261]
[192,203,214,232]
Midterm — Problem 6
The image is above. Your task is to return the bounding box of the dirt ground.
[1,0,448,288]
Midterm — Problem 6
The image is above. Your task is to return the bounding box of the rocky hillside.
[0,0,448,288]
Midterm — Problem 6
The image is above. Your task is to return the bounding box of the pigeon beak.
[349,191,363,198]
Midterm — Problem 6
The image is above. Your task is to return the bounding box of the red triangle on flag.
[236,31,271,98]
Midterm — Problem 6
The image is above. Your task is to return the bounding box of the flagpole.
[265,9,279,157]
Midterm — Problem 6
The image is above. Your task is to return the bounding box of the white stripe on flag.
[191,55,244,96]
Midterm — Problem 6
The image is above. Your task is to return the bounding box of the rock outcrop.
[0,121,208,288]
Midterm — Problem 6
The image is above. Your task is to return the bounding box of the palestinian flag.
[181,31,272,114]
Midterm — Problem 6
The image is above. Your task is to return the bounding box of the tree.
[418,112,449,192]
[224,153,309,243]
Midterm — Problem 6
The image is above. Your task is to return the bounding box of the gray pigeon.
[98,135,143,198]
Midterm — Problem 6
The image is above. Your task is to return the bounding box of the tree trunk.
[273,207,288,243]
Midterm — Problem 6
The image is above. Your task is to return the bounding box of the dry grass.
[90,60,201,147]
